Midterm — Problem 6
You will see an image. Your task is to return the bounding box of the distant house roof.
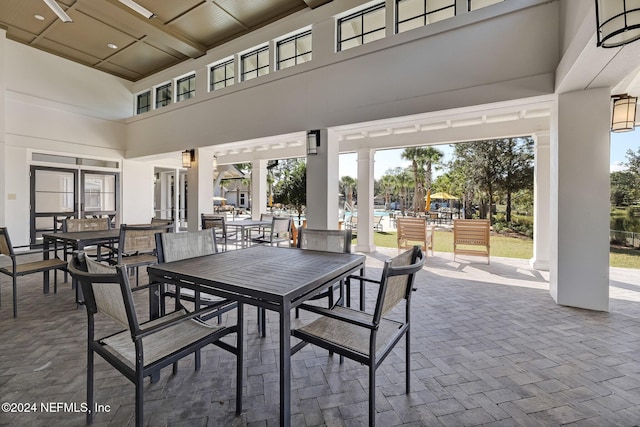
[214,164,246,181]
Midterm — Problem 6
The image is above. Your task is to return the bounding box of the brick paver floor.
[2,248,640,426]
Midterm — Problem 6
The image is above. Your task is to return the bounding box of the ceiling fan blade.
[42,0,72,23]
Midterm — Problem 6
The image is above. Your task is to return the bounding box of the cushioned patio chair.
[155,229,237,322]
[292,246,425,427]
[0,227,67,317]
[67,251,243,427]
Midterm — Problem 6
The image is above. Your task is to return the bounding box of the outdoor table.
[42,229,120,296]
[225,219,272,248]
[147,245,366,427]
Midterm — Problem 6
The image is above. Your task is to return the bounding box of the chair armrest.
[297,303,376,330]
[135,300,236,339]
[346,275,382,285]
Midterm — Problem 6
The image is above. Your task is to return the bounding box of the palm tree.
[393,170,413,216]
[420,147,444,200]
[340,176,357,209]
[401,147,427,214]
[378,174,396,208]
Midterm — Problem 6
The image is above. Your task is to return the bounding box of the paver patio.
[2,248,640,426]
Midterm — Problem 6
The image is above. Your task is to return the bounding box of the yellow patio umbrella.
[428,192,458,200]
[425,189,431,212]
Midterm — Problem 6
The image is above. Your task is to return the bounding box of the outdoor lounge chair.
[292,246,425,427]
[0,227,67,317]
[67,251,243,427]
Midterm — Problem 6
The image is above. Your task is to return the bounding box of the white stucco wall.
[125,0,559,158]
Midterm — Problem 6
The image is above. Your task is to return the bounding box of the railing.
[610,230,640,248]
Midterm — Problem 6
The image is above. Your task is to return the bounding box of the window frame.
[210,59,235,91]
[155,82,172,109]
[337,3,386,52]
[135,90,151,115]
[175,73,196,102]
[395,0,456,34]
[276,30,312,70]
[241,45,270,82]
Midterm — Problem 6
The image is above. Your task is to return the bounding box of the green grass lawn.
[355,230,640,269]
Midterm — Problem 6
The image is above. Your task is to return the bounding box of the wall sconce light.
[611,94,637,132]
[212,155,218,171]
[182,149,195,168]
[306,130,320,155]
[596,0,640,48]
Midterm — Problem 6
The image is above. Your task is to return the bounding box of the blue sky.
[339,134,640,180]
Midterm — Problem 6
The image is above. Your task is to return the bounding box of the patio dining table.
[42,229,120,298]
[147,245,365,427]
[225,219,272,248]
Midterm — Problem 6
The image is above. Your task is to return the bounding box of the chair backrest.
[298,228,352,253]
[119,223,170,255]
[271,217,291,237]
[0,227,15,257]
[151,218,174,229]
[64,217,111,232]
[67,251,138,332]
[373,246,425,322]
[396,217,428,249]
[201,214,226,232]
[156,229,219,263]
[260,213,274,222]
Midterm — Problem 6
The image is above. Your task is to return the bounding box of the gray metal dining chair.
[292,246,425,427]
[295,228,352,317]
[67,251,243,427]
[155,229,237,322]
[252,217,292,247]
[111,223,171,285]
[201,213,239,250]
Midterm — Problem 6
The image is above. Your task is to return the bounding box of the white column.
[186,148,214,231]
[306,129,340,229]
[550,89,610,311]
[0,29,6,226]
[251,159,268,220]
[354,148,375,253]
[530,131,550,271]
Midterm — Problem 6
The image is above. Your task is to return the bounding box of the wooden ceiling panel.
[214,0,307,28]
[42,11,137,60]
[95,61,143,81]
[106,41,184,76]
[166,2,247,47]
[35,38,104,66]
[0,0,323,81]
[128,0,204,23]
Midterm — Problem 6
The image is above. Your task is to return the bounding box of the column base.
[355,243,376,253]
[529,257,549,271]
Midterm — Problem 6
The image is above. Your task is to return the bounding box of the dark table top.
[42,229,120,244]
[147,245,365,308]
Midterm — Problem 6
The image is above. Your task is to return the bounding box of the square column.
[530,131,550,271]
[186,148,214,231]
[252,159,268,220]
[0,29,6,226]
[354,148,375,253]
[550,89,610,311]
[306,129,339,229]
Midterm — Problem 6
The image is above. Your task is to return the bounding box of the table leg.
[43,238,51,294]
[279,303,291,427]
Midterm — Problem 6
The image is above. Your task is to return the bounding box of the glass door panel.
[31,167,78,244]
[81,172,118,227]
